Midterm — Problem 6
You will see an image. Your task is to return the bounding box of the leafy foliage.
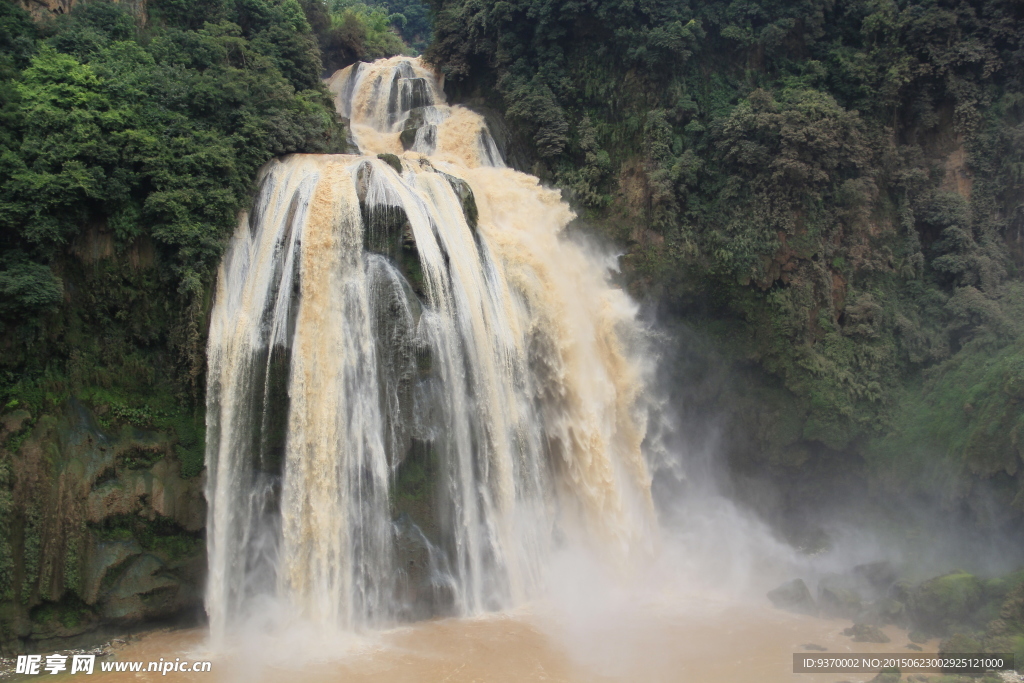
[301,0,415,71]
[0,0,344,468]
[0,252,62,316]
[381,0,431,52]
[426,0,1024,495]
[2,1,341,286]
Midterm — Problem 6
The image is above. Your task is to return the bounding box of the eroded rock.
[0,400,205,653]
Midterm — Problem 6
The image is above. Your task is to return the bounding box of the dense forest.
[0,0,420,651]
[426,0,1024,528]
[1,0,1024,655]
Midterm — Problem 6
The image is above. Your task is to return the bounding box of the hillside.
[425,0,1024,531]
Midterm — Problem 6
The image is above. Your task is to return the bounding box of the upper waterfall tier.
[327,57,504,167]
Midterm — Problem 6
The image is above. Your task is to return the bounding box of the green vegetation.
[380,0,431,52]
[92,514,200,562]
[4,0,341,291]
[300,0,431,71]
[0,0,418,650]
[30,593,94,630]
[0,0,423,470]
[426,0,1024,504]
[0,0,351,445]
[0,0,408,493]
[0,0,359,649]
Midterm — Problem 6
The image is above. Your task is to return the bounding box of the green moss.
[99,556,132,593]
[174,444,204,479]
[400,243,426,297]
[94,519,134,543]
[79,386,205,477]
[940,632,983,654]
[377,153,403,173]
[62,525,83,593]
[1006,635,1024,667]
[30,593,93,629]
[118,446,164,470]
[914,572,986,635]
[20,504,41,605]
[0,458,13,602]
[3,419,32,454]
[167,411,205,478]
[92,514,201,563]
[150,534,198,562]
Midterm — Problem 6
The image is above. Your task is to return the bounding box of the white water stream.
[204,57,657,641]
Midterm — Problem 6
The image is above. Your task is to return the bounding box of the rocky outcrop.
[0,400,204,654]
[16,0,146,25]
[767,563,1024,669]
[16,0,73,20]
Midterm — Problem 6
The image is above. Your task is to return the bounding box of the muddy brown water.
[75,598,938,683]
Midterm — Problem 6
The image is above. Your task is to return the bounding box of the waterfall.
[205,57,656,641]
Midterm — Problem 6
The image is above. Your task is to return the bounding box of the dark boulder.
[377,153,403,174]
[843,623,890,643]
[439,172,479,231]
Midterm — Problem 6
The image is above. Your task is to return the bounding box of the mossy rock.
[400,127,417,150]
[356,162,425,300]
[361,202,411,260]
[29,595,97,638]
[844,623,891,643]
[402,106,429,131]
[377,153,403,173]
[911,572,985,636]
[117,445,163,470]
[439,172,478,231]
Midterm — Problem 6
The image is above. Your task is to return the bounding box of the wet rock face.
[400,78,430,112]
[356,159,480,299]
[439,172,479,232]
[0,401,204,654]
[398,107,440,154]
[16,0,74,19]
[392,513,456,621]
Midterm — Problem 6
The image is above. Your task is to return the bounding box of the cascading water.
[204,56,657,642]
